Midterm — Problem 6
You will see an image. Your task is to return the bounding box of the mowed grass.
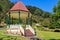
[0,29,60,40]
[36,29,60,40]
[0,29,28,40]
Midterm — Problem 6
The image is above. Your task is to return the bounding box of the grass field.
[0,29,28,40]
[36,29,60,40]
[0,29,60,40]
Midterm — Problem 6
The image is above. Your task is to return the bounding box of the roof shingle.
[10,2,29,12]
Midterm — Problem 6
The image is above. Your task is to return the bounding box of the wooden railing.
[19,25,24,35]
[7,24,24,35]
[26,25,35,35]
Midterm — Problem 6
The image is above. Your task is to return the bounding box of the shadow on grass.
[49,39,60,40]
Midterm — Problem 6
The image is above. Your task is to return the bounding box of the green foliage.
[0,0,13,23]
[52,0,60,28]
[50,15,59,29]
[27,1,60,29]
[0,0,13,12]
[37,30,60,40]
[0,0,60,29]
[27,6,51,23]
[42,18,51,28]
[27,5,60,29]
[53,6,57,13]
[0,5,2,13]
[53,0,60,14]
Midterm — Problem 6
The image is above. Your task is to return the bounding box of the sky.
[10,0,58,13]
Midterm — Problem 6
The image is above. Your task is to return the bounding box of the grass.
[0,28,60,40]
[0,29,28,40]
[36,29,60,40]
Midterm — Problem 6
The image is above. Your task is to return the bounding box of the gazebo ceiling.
[10,1,29,12]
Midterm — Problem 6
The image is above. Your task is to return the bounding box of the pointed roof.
[10,2,29,12]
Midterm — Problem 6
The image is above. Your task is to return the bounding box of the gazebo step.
[25,29,34,37]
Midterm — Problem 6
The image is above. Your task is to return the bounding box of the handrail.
[19,25,24,35]
[9,25,24,35]
[26,25,35,34]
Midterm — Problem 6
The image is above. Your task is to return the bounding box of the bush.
[54,30,60,32]
[49,39,60,40]
[0,26,3,28]
[49,39,56,40]
[0,38,3,40]
[49,27,55,29]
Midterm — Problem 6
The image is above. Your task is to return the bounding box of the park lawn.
[36,30,60,40]
[0,29,60,40]
[0,29,28,40]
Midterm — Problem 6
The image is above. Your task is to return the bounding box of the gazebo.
[6,1,31,26]
[6,1,35,36]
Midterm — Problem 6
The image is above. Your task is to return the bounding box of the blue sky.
[10,0,58,13]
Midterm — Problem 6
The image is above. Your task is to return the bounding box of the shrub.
[49,39,56,40]
[54,30,60,32]
[0,38,3,40]
[49,27,55,29]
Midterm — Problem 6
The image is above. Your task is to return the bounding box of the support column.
[0,17,1,23]
[5,15,8,24]
[26,17,28,25]
[18,11,20,24]
[12,17,13,24]
[30,15,32,26]
[28,12,30,25]
[6,14,9,28]
[8,12,11,28]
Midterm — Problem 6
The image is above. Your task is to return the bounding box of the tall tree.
[52,0,60,28]
[0,0,13,22]
[0,0,13,13]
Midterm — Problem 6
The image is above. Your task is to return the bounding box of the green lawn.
[0,29,28,40]
[0,29,60,40]
[36,29,60,40]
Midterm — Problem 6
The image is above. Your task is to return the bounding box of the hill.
[0,0,60,29]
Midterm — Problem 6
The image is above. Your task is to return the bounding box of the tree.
[57,0,60,14]
[0,5,3,23]
[26,6,51,26]
[0,5,2,12]
[0,0,13,13]
[42,12,51,18]
[0,0,13,23]
[52,0,60,28]
[42,18,51,28]
[34,9,42,16]
[53,6,57,13]
[53,0,60,14]
[26,6,43,15]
